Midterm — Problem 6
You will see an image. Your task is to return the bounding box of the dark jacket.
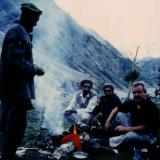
[91,93,121,125]
[0,23,39,108]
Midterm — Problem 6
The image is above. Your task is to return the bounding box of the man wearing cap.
[0,3,44,160]
[63,79,98,124]
[89,83,121,127]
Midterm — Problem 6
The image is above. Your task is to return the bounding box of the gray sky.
[55,0,160,59]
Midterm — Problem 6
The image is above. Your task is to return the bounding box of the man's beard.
[83,90,89,96]
[105,94,112,98]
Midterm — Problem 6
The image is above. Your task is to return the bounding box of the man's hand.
[105,121,111,130]
[34,64,45,76]
[114,125,129,133]
[64,109,77,116]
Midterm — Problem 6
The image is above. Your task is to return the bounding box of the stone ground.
[0,132,129,160]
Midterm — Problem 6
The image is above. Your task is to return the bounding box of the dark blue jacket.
[0,23,39,108]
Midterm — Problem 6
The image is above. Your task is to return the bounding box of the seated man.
[89,83,121,126]
[63,79,98,124]
[105,82,159,159]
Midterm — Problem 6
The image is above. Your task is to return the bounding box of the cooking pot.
[71,151,90,160]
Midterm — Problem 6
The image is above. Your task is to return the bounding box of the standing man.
[64,79,98,124]
[89,83,121,126]
[105,82,159,159]
[0,3,44,160]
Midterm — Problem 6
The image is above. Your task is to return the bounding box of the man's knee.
[116,112,131,127]
[125,132,140,140]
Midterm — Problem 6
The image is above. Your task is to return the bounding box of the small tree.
[125,46,140,100]
[124,70,140,84]
[125,70,140,100]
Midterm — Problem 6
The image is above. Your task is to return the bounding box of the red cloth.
[61,133,82,151]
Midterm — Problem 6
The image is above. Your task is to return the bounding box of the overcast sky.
[55,0,160,59]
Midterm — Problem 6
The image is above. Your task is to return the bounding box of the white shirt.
[65,90,98,119]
